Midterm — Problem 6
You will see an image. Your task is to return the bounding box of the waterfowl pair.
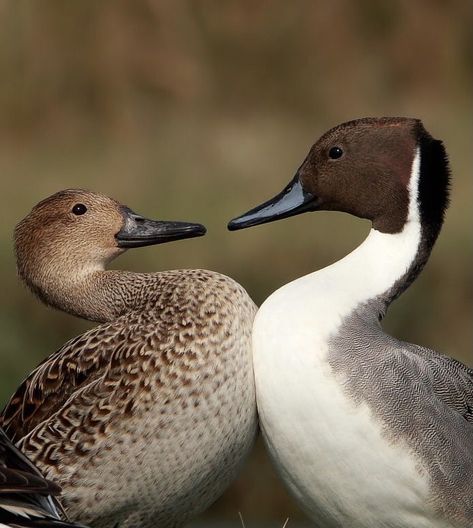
[229,118,472,528]
[0,428,86,527]
[1,191,257,528]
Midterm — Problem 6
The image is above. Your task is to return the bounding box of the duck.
[0,427,87,527]
[1,189,257,528]
[228,117,472,528]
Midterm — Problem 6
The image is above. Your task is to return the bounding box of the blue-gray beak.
[228,176,318,231]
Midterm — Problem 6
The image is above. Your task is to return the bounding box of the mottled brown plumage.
[2,190,257,528]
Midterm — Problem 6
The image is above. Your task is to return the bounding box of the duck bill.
[228,176,319,231]
[116,208,206,248]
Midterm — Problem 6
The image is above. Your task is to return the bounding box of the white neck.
[269,149,422,338]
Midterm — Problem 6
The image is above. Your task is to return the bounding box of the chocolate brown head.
[228,117,449,235]
[15,189,206,309]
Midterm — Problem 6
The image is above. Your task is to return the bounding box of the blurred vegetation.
[0,0,471,524]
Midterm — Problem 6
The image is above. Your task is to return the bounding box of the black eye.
[72,203,87,215]
[328,146,344,160]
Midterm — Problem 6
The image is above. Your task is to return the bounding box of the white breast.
[253,293,441,527]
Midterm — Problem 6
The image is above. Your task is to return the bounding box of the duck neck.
[316,222,424,325]
[301,149,442,326]
[27,268,158,323]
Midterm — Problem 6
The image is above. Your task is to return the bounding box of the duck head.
[228,117,449,236]
[15,189,206,308]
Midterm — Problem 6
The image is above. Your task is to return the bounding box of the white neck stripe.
[407,147,421,224]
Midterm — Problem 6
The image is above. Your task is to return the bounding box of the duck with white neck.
[229,117,472,528]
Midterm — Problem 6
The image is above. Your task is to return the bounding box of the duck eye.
[328,146,343,160]
[72,203,87,216]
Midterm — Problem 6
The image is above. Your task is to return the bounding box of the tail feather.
[0,502,87,527]
[0,429,88,528]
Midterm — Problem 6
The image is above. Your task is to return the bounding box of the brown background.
[0,1,471,524]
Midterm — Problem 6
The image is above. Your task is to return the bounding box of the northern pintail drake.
[1,190,257,528]
[0,427,87,527]
[229,117,472,528]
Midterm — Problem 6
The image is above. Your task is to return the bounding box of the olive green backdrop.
[0,1,471,524]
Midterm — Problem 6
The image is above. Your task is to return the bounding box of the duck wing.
[0,314,149,524]
[0,318,131,442]
[0,308,194,464]
[406,343,473,423]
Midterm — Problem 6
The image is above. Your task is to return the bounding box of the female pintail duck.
[229,117,472,528]
[0,428,87,527]
[1,190,257,528]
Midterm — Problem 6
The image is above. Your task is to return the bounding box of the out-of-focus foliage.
[0,0,471,523]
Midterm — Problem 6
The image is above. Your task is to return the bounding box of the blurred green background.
[0,0,471,525]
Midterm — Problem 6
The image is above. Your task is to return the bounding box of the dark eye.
[328,146,344,160]
[72,203,87,215]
